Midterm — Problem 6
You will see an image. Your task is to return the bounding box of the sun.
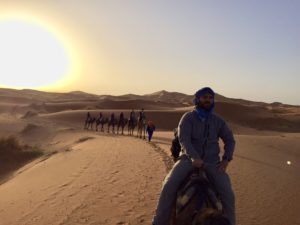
[0,19,71,89]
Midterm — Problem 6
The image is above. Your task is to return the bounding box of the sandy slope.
[0,132,166,225]
[1,128,299,225]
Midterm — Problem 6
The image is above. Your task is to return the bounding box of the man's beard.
[198,102,211,111]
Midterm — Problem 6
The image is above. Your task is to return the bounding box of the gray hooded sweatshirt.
[178,109,235,164]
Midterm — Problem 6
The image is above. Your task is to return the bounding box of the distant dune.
[0,87,299,133]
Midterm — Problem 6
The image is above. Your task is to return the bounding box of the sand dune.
[1,87,300,132]
[0,132,166,225]
[39,108,300,133]
[215,102,300,132]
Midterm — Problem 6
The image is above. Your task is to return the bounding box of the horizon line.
[0,86,299,107]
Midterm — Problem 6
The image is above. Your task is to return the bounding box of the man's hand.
[218,159,229,172]
[192,158,204,168]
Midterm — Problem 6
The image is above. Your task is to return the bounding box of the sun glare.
[0,19,71,89]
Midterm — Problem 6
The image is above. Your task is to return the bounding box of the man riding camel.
[130,109,136,121]
[97,112,103,121]
[138,108,146,121]
[110,113,115,123]
[84,112,92,129]
[107,112,116,133]
[119,112,124,121]
[152,87,236,225]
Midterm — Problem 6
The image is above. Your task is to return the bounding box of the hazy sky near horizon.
[0,1,299,105]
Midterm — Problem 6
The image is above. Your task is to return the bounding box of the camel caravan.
[83,109,152,140]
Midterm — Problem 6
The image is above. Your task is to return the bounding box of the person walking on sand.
[146,120,156,142]
[152,87,236,225]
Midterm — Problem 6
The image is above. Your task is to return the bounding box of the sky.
[0,0,299,105]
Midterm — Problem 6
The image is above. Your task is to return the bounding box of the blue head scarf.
[193,87,215,120]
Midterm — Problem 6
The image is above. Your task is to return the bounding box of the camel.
[107,114,118,134]
[137,117,147,139]
[96,116,108,132]
[84,112,91,129]
[192,208,230,225]
[117,118,128,135]
[84,117,96,130]
[170,167,229,225]
[127,117,137,136]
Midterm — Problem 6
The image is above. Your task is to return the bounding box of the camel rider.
[130,109,136,121]
[139,108,146,121]
[84,112,92,129]
[119,112,124,122]
[152,87,236,225]
[110,113,115,122]
[86,112,91,121]
[97,112,103,121]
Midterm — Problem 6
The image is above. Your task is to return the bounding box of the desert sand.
[0,131,168,225]
[0,88,299,225]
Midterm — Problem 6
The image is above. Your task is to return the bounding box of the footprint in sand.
[116,221,128,225]
[67,193,75,197]
[108,178,117,184]
[112,191,125,199]
[111,170,120,175]
[60,182,71,188]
